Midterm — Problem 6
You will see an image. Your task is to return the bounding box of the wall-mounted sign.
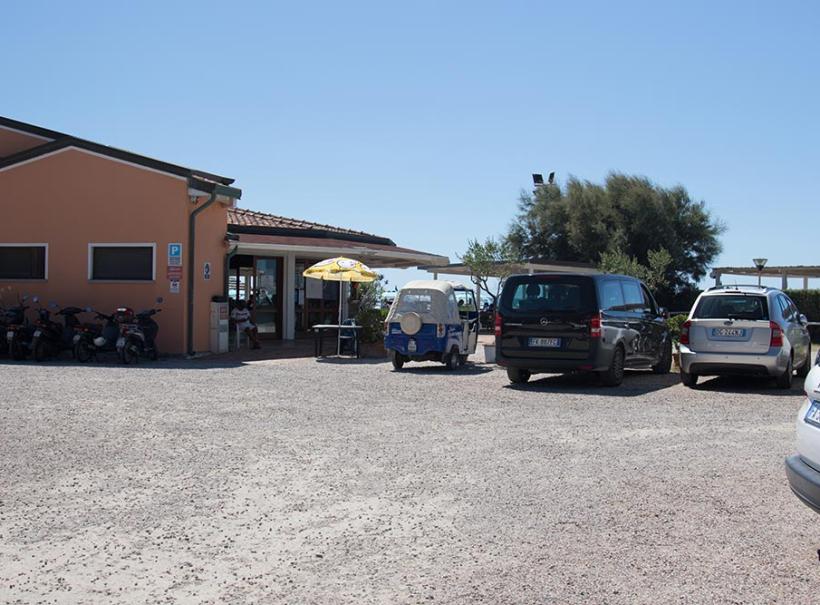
[203,262,211,281]
[168,243,182,267]
[169,280,180,294]
[167,266,183,281]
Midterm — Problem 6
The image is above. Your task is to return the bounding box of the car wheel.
[680,369,698,388]
[797,343,812,378]
[599,346,625,387]
[652,339,673,374]
[445,348,459,371]
[776,356,793,390]
[507,367,531,384]
[391,352,404,370]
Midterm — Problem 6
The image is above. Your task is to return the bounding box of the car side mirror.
[659,307,669,319]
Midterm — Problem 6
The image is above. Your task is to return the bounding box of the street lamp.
[753,258,768,286]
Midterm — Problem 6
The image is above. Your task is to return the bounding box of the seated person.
[231,299,261,349]
[519,283,543,311]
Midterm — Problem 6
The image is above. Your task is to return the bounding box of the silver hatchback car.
[679,285,812,389]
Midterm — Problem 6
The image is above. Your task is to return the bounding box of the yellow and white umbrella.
[302,257,377,354]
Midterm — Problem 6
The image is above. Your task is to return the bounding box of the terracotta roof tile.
[227,207,384,240]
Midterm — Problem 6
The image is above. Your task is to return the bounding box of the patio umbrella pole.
[337,281,343,355]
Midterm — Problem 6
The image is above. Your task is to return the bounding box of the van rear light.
[590,313,602,339]
[436,323,445,338]
[494,313,503,337]
[770,321,783,347]
[679,320,691,345]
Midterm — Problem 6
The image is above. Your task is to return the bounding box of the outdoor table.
[311,324,362,358]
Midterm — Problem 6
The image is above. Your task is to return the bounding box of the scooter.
[117,301,162,364]
[31,303,87,362]
[5,296,33,361]
[73,309,122,363]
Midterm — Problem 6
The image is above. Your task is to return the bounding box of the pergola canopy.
[710,265,820,289]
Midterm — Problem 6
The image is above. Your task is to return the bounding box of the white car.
[786,364,820,513]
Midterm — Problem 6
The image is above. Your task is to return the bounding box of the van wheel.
[680,370,698,388]
[445,349,459,371]
[776,356,793,390]
[797,343,811,378]
[652,339,672,374]
[507,368,531,384]
[391,352,404,370]
[599,346,625,387]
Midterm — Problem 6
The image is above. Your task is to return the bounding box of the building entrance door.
[253,257,282,338]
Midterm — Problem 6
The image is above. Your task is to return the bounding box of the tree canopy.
[507,173,724,302]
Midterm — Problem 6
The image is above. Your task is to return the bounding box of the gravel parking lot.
[0,355,817,604]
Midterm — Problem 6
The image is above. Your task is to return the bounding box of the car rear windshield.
[692,294,769,320]
[500,275,595,314]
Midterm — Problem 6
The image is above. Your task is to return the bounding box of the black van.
[495,273,672,386]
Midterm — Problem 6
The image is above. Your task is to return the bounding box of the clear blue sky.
[3,1,818,290]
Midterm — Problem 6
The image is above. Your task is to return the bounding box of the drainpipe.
[187,192,218,356]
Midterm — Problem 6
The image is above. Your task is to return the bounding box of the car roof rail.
[706,284,775,292]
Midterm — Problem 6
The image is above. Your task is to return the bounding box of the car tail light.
[770,321,783,347]
[589,313,602,339]
[494,313,503,337]
[436,323,445,338]
[679,320,691,345]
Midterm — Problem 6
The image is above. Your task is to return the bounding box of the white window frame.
[0,243,48,281]
[88,243,157,282]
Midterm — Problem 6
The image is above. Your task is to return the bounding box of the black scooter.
[31,303,87,361]
[5,296,32,361]
[73,309,121,363]
[118,305,162,364]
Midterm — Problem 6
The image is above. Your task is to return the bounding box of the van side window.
[777,295,794,321]
[639,284,657,315]
[621,280,645,312]
[600,280,625,311]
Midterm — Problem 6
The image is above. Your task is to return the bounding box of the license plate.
[6,331,14,341]
[529,337,561,348]
[713,328,745,337]
[116,337,125,348]
[73,334,81,344]
[33,330,41,338]
[805,402,820,428]
[407,339,417,353]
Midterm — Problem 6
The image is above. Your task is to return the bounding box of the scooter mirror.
[32,296,39,303]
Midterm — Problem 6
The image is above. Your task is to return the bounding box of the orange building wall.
[0,127,52,158]
[0,148,228,355]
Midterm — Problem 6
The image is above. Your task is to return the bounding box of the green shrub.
[785,289,820,342]
[667,313,688,347]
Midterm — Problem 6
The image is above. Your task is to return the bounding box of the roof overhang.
[711,265,820,279]
[419,259,598,277]
[230,232,449,269]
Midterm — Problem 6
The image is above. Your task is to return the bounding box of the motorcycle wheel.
[10,338,26,361]
[75,340,94,363]
[33,338,48,362]
[120,338,139,365]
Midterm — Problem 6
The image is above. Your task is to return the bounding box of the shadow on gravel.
[0,357,247,370]
[692,375,805,396]
[315,357,390,366]
[391,363,498,376]
[503,370,679,397]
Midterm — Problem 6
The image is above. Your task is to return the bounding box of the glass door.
[253,257,282,338]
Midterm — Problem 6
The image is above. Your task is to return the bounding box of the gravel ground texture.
[0,353,817,604]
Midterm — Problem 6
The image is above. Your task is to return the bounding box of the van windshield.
[693,294,769,320]
[501,276,595,314]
